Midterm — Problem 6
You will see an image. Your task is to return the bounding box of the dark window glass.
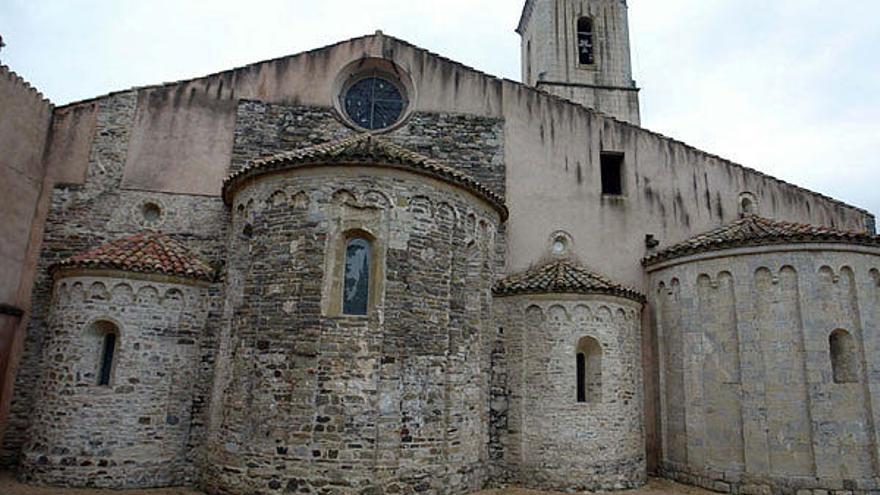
[576,352,586,403]
[343,237,371,315]
[99,332,116,386]
[601,152,624,195]
[577,17,595,65]
[343,77,406,130]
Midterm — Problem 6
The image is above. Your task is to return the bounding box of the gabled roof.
[494,258,645,303]
[222,133,508,220]
[52,231,214,282]
[643,215,880,266]
[51,31,869,218]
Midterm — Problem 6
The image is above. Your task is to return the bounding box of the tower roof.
[643,215,880,266]
[53,231,214,282]
[494,258,644,303]
[222,133,508,220]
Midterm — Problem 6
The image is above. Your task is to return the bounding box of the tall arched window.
[576,336,602,403]
[577,17,595,65]
[93,321,119,386]
[830,329,858,384]
[343,237,371,315]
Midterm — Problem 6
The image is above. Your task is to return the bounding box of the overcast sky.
[1,0,878,218]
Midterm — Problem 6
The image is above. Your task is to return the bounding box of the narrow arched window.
[577,17,595,65]
[830,329,858,384]
[98,331,117,386]
[343,237,371,315]
[576,336,602,403]
[576,352,587,402]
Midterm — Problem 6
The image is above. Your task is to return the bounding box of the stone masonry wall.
[230,101,506,199]
[650,246,880,495]
[492,294,646,491]
[203,168,501,495]
[18,274,209,488]
[3,92,506,488]
[1,91,229,475]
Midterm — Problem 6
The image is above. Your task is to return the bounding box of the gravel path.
[0,472,713,495]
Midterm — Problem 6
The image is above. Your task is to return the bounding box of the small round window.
[343,76,407,130]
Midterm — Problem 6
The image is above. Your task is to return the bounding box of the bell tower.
[517,0,640,125]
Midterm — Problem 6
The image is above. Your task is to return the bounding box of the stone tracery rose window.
[343,76,407,130]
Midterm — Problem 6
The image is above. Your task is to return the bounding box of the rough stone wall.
[204,168,500,495]
[18,274,210,488]
[1,91,229,472]
[229,101,506,199]
[649,246,880,494]
[492,294,646,491]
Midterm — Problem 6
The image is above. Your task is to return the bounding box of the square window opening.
[601,152,624,196]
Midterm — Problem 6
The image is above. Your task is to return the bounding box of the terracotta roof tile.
[53,231,214,282]
[494,258,645,303]
[643,215,880,266]
[222,133,508,220]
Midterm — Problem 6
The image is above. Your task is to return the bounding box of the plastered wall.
[0,64,53,445]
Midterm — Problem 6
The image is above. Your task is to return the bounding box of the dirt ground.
[0,472,714,495]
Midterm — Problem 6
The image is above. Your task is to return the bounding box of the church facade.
[1,1,879,494]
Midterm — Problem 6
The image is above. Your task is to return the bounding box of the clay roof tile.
[643,215,880,266]
[222,133,508,220]
[493,258,645,303]
[52,231,214,282]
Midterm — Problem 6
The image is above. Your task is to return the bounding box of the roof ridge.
[222,132,508,220]
[53,231,214,282]
[494,257,644,302]
[44,32,871,217]
[643,215,880,266]
[1,64,53,106]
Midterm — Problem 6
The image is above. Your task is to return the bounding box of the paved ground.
[0,471,203,495]
[0,472,714,495]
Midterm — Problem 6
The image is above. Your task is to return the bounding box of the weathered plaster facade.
[0,1,878,494]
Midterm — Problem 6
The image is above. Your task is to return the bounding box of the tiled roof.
[222,133,508,220]
[643,215,880,266]
[493,258,645,303]
[53,231,214,282]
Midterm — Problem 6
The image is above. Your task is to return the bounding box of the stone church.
[1,0,879,494]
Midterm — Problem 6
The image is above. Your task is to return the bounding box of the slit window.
[576,336,602,403]
[576,353,587,402]
[343,237,371,316]
[577,17,595,65]
[98,331,117,386]
[601,152,624,196]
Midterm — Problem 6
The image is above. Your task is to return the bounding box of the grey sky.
[1,0,878,218]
